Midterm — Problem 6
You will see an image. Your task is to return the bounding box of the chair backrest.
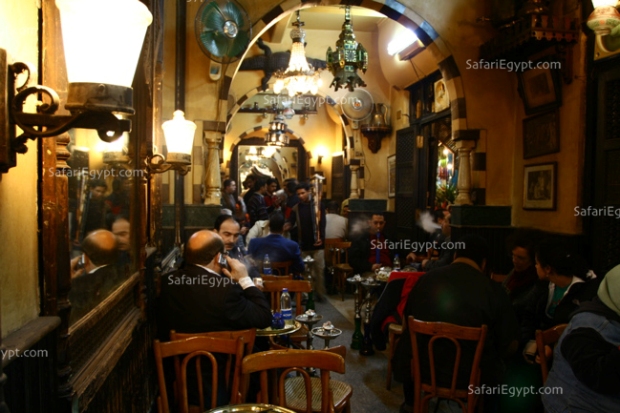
[241,349,346,413]
[262,274,293,281]
[408,316,487,413]
[324,239,351,267]
[153,336,245,413]
[262,279,312,315]
[271,260,293,276]
[170,329,257,402]
[535,323,567,383]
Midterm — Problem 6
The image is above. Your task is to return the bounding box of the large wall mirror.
[65,128,139,325]
[230,137,308,190]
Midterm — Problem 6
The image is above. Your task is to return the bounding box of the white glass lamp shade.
[57,0,153,87]
[592,0,618,8]
[162,111,196,165]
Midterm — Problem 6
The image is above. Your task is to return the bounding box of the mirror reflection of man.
[69,230,120,323]
[111,215,131,275]
[80,179,108,241]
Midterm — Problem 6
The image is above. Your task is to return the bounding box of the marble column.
[455,140,476,205]
[203,131,222,206]
[349,165,360,199]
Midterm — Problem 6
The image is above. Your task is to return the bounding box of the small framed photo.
[523,162,557,210]
[433,79,450,112]
[388,155,396,198]
[517,59,562,115]
[523,111,560,159]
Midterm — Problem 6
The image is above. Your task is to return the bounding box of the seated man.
[406,209,449,269]
[248,213,304,276]
[542,264,620,412]
[157,230,272,407]
[394,234,518,413]
[325,200,348,240]
[349,212,392,275]
[213,214,260,279]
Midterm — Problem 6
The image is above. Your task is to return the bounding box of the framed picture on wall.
[523,162,557,210]
[517,59,562,115]
[523,111,560,159]
[388,155,396,198]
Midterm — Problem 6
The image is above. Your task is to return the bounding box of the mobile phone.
[76,254,85,270]
[217,252,229,270]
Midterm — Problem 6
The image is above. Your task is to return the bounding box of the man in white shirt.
[325,201,348,240]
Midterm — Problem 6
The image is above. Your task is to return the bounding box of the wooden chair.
[153,336,245,413]
[535,323,567,383]
[262,274,293,281]
[241,348,352,413]
[262,279,312,315]
[271,260,294,276]
[324,240,352,301]
[170,328,257,399]
[408,316,488,413]
[386,322,403,390]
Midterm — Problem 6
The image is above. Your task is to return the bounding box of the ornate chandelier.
[273,11,322,96]
[326,5,368,91]
[264,112,289,146]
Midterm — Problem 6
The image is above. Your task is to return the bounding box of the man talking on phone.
[157,229,271,340]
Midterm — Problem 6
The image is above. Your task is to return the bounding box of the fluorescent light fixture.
[387,29,418,56]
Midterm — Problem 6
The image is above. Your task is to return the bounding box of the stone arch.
[220,0,469,137]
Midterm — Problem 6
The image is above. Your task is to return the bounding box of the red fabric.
[368,233,392,267]
[381,272,424,331]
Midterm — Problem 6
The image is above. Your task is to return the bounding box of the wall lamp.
[587,0,620,51]
[147,111,196,175]
[0,0,153,174]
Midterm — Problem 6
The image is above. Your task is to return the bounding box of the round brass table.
[256,320,302,337]
[205,403,296,413]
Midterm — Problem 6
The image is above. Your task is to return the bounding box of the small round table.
[256,320,302,337]
[295,313,323,349]
[311,326,343,349]
[205,403,296,413]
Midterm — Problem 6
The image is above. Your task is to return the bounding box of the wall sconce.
[0,0,153,174]
[317,155,323,164]
[147,110,196,175]
[588,0,620,51]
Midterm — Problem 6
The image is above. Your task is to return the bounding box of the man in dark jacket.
[349,212,392,275]
[394,234,518,413]
[248,213,304,275]
[158,230,271,337]
[542,264,620,412]
[286,182,326,298]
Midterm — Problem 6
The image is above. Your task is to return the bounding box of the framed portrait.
[388,155,396,198]
[517,60,562,115]
[523,111,560,159]
[433,79,450,112]
[523,162,557,210]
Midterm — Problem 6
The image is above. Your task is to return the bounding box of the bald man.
[69,230,121,323]
[157,230,271,339]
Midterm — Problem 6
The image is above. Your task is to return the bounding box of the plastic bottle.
[280,288,293,326]
[393,254,401,271]
[263,254,272,275]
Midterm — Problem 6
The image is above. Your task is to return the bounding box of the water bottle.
[263,254,272,275]
[393,254,401,272]
[280,288,293,326]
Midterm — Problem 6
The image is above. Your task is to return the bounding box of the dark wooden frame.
[523,162,557,210]
[523,111,560,159]
[517,59,562,115]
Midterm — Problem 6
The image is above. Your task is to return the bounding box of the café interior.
[1,0,619,412]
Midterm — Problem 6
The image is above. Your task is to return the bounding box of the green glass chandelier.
[326,5,368,91]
